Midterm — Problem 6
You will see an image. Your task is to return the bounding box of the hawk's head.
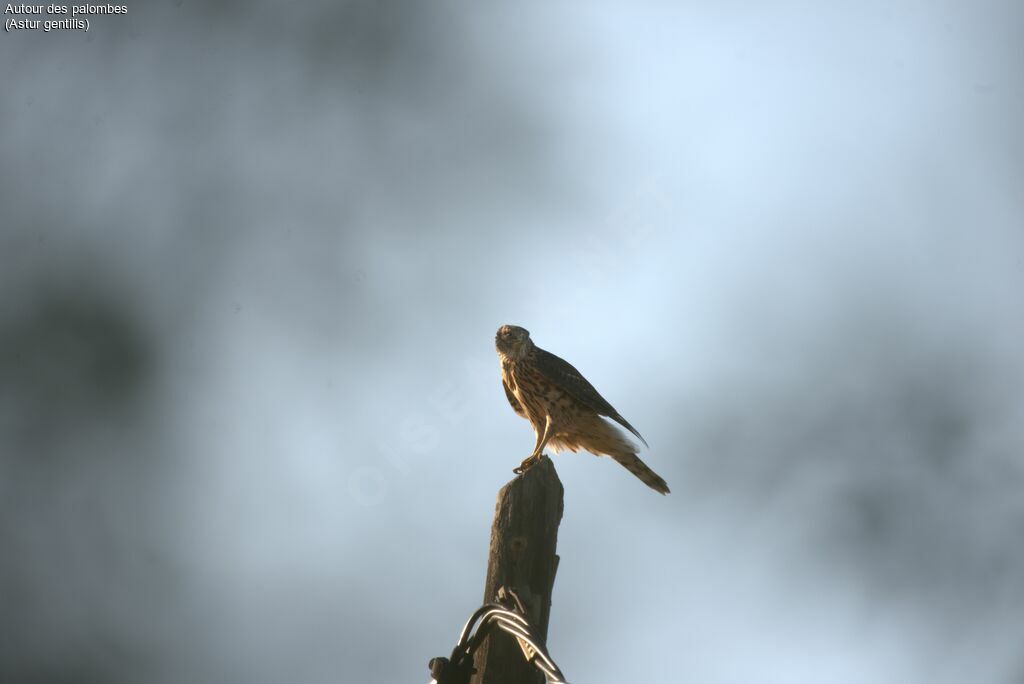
[495,324,532,360]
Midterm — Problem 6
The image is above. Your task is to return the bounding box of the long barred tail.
[548,417,670,494]
[610,452,670,495]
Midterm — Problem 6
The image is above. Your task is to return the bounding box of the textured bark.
[471,456,564,684]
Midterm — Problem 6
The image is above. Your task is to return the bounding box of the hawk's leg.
[514,415,553,474]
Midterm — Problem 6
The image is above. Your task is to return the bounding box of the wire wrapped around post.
[429,588,568,684]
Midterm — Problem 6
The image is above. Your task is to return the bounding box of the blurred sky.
[2,1,1023,682]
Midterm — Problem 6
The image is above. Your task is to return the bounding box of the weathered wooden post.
[471,455,564,684]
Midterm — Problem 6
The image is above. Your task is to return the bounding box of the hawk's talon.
[513,454,542,475]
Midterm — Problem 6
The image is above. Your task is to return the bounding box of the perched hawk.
[495,324,669,494]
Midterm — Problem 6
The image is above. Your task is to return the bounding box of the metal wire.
[428,588,568,684]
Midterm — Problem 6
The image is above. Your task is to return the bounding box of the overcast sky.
[2,2,1023,682]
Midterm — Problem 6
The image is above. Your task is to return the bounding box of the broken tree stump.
[471,455,564,684]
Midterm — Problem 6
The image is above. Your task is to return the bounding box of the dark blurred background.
[2,2,1023,682]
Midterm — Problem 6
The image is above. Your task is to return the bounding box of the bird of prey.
[495,324,669,494]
